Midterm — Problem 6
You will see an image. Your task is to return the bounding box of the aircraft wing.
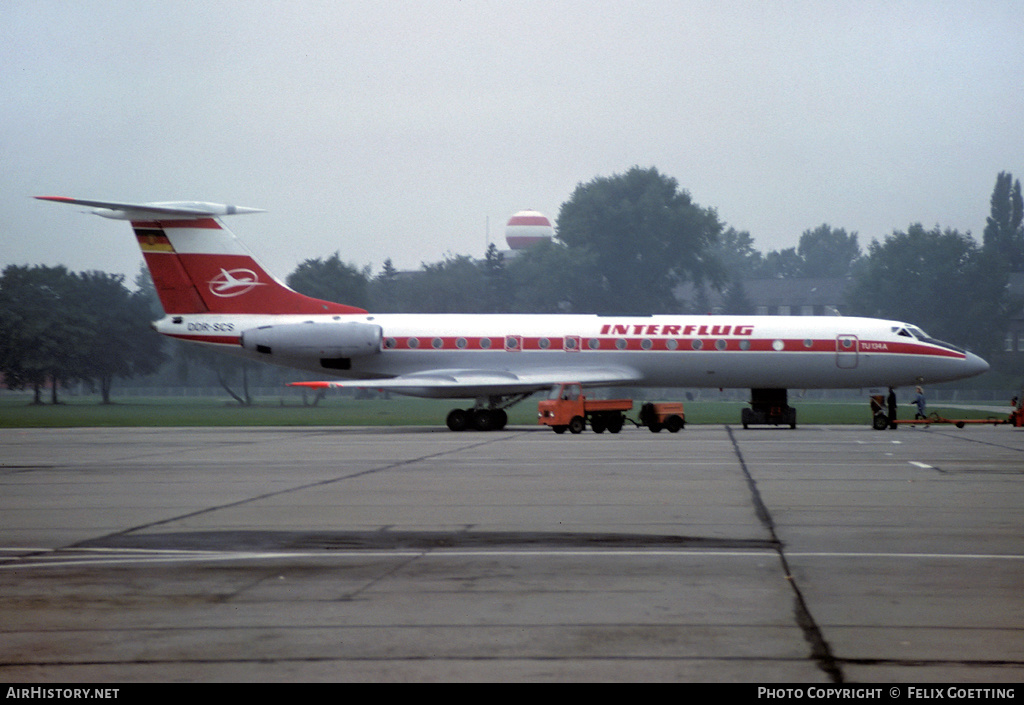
[289,366,642,399]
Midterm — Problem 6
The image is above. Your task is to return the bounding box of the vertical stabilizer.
[37,197,367,316]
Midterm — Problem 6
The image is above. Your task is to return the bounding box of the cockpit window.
[893,325,928,340]
[893,324,964,354]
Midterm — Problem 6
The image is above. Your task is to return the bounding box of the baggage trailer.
[869,392,1024,430]
[537,383,685,434]
[637,401,686,433]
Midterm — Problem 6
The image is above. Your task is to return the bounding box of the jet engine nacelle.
[241,321,382,359]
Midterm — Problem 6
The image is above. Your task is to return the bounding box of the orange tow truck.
[537,383,685,434]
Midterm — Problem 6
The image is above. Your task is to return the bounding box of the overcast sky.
[4,1,1022,286]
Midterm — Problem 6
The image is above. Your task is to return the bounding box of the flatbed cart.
[870,394,1024,430]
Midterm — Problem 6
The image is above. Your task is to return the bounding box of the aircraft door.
[836,335,858,369]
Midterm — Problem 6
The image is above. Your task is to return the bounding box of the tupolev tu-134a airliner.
[38,196,990,431]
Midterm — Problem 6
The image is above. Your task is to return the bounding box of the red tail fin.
[36,197,366,316]
[133,217,365,315]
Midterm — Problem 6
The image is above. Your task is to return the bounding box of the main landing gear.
[741,388,797,429]
[446,407,507,432]
[446,393,531,432]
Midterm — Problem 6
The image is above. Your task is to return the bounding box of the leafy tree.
[797,224,862,278]
[371,258,401,312]
[70,271,167,403]
[721,277,754,315]
[555,166,723,313]
[710,227,765,280]
[756,247,803,279]
[404,255,487,313]
[983,171,1024,272]
[0,265,164,403]
[504,239,599,313]
[482,243,510,313]
[753,225,860,279]
[847,224,1010,356]
[286,252,370,308]
[0,265,78,403]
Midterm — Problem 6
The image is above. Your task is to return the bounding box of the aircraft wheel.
[493,409,508,430]
[446,408,469,432]
[568,416,586,434]
[471,409,495,432]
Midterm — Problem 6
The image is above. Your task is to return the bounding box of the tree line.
[0,267,164,403]
[2,167,1021,402]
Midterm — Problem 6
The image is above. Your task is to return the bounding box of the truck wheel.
[552,425,567,434]
[872,413,889,431]
[591,415,607,433]
[665,415,683,433]
[607,414,624,433]
[648,423,662,433]
[568,416,586,434]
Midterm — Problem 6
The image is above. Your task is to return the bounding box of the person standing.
[887,387,898,429]
[912,386,927,420]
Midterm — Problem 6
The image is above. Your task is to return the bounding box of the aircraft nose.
[964,351,990,378]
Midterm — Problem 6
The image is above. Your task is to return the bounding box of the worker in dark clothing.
[887,387,898,429]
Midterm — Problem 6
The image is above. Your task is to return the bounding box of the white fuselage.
[155,312,989,396]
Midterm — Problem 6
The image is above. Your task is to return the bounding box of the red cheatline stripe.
[377,336,964,357]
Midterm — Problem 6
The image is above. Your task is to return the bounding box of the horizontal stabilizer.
[37,194,364,316]
[36,196,264,220]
